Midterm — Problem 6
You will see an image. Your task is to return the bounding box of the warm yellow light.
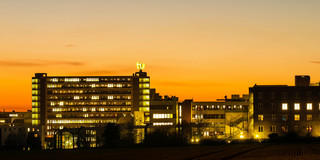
[240,132,243,135]
[255,135,259,138]
[196,139,199,142]
[136,61,145,70]
[240,135,244,139]
[191,139,194,142]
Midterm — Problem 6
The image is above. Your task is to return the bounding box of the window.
[92,96,99,100]
[294,125,299,132]
[282,92,288,99]
[258,126,264,132]
[258,115,264,121]
[272,114,276,121]
[258,92,263,99]
[294,114,300,121]
[282,114,288,121]
[270,125,276,132]
[307,126,312,132]
[307,103,312,110]
[258,103,263,110]
[59,102,64,106]
[294,92,299,99]
[282,126,288,132]
[74,96,80,100]
[307,114,313,121]
[108,95,113,100]
[282,103,288,110]
[271,103,276,110]
[294,103,300,110]
[270,92,275,99]
[306,92,312,98]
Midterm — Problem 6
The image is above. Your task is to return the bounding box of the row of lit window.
[54,113,122,118]
[281,103,319,110]
[51,107,132,112]
[48,95,132,100]
[50,90,132,94]
[258,114,314,121]
[49,101,132,106]
[49,77,132,82]
[153,122,173,126]
[193,105,246,110]
[153,114,173,119]
[47,119,117,124]
[258,125,312,133]
[47,83,131,88]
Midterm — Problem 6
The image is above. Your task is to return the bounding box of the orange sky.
[1,1,320,111]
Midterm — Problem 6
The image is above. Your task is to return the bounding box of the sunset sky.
[1,0,320,111]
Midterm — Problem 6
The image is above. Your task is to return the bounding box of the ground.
[2,144,320,160]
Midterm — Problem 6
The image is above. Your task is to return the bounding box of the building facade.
[250,76,320,139]
[31,69,150,148]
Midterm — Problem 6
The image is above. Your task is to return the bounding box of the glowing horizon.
[1,1,320,111]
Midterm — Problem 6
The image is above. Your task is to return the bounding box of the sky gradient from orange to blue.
[1,0,320,111]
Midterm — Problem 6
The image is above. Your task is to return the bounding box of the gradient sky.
[1,0,320,111]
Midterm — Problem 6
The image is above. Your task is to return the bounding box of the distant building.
[149,89,179,127]
[249,75,320,139]
[0,111,39,147]
[181,95,249,142]
[31,67,150,148]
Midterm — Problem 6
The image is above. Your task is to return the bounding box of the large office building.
[250,75,320,139]
[31,66,150,148]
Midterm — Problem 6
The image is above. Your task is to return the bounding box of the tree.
[103,123,120,147]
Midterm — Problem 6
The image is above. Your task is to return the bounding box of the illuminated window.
[56,114,62,118]
[59,102,64,106]
[92,96,99,100]
[99,108,105,112]
[32,90,40,95]
[282,126,288,132]
[307,103,313,110]
[294,103,300,110]
[140,95,150,100]
[108,96,113,100]
[86,78,99,82]
[282,114,288,121]
[32,96,39,101]
[83,108,87,112]
[257,115,263,121]
[92,108,96,112]
[32,102,39,107]
[107,84,113,87]
[294,114,300,121]
[32,114,39,118]
[116,84,122,87]
[272,114,276,121]
[139,83,150,89]
[32,84,39,89]
[32,79,39,83]
[282,103,288,110]
[140,101,150,106]
[52,78,58,82]
[307,126,312,132]
[307,114,312,121]
[179,105,182,117]
[64,78,80,82]
[74,96,80,100]
[258,126,264,132]
[51,102,55,106]
[139,78,150,82]
[84,114,89,117]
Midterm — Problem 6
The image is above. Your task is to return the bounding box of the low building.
[249,75,320,139]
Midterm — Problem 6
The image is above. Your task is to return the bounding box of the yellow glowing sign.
[136,61,145,70]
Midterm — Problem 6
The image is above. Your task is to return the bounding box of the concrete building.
[149,89,179,127]
[250,75,320,139]
[31,67,150,148]
[181,95,249,142]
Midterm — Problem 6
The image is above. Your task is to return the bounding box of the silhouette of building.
[31,69,150,148]
[0,110,39,147]
[249,75,320,139]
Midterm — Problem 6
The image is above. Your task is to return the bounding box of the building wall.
[250,85,320,139]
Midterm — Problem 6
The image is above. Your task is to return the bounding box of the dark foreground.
[2,144,320,160]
